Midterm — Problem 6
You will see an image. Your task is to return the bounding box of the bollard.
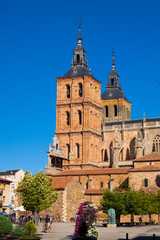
[126,233,129,240]
[153,234,155,240]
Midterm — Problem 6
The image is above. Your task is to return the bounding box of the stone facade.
[44,27,160,222]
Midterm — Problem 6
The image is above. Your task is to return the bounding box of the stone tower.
[55,25,102,166]
[101,50,131,123]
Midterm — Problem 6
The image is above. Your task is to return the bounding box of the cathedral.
[43,26,160,222]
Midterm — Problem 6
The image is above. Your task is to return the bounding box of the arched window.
[114,105,117,117]
[56,143,58,150]
[153,135,160,153]
[66,144,70,159]
[66,111,70,126]
[111,78,114,86]
[79,83,82,97]
[77,54,80,63]
[66,84,70,98]
[76,143,80,158]
[105,106,108,117]
[144,178,149,187]
[78,110,82,125]
[130,138,136,159]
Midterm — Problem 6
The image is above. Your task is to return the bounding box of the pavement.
[37,222,160,240]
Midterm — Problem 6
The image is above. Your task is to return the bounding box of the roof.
[52,176,75,189]
[60,65,99,82]
[0,169,20,176]
[129,165,160,172]
[85,189,104,195]
[101,87,130,103]
[142,186,160,195]
[133,152,160,162]
[0,177,12,183]
[56,168,130,176]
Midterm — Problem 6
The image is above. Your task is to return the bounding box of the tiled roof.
[0,169,20,175]
[85,189,104,195]
[57,168,130,176]
[51,176,74,189]
[0,177,12,183]
[133,152,160,162]
[129,165,160,172]
[142,186,160,195]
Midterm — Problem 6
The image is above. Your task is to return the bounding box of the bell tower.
[101,50,131,123]
[55,25,102,166]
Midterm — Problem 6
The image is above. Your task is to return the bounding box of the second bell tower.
[55,25,102,166]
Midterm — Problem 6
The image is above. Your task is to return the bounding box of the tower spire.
[112,48,115,69]
[78,22,82,41]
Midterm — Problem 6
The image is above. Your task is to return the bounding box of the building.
[0,177,12,214]
[44,26,160,221]
[0,169,25,211]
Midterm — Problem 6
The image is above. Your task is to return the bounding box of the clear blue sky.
[0,0,160,174]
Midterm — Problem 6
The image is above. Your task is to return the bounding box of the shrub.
[11,227,23,236]
[19,235,41,239]
[23,221,37,236]
[0,215,13,235]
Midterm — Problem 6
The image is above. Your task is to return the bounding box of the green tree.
[99,189,126,223]
[137,190,159,223]
[16,170,57,225]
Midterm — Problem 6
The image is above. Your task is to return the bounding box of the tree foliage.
[100,188,160,219]
[16,170,57,213]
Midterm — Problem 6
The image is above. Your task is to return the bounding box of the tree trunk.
[32,211,40,226]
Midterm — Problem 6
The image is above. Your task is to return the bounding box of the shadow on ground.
[119,236,160,240]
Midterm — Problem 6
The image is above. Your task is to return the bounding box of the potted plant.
[74,201,99,240]
[0,215,13,239]
[19,221,41,240]
[7,227,23,239]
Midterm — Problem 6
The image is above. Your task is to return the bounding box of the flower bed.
[74,201,98,240]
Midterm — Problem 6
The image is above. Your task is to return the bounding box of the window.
[114,105,117,117]
[105,106,108,117]
[144,178,149,187]
[66,85,70,98]
[66,111,70,126]
[111,78,114,86]
[78,110,82,125]
[66,144,70,159]
[79,83,82,97]
[56,143,58,150]
[153,135,160,153]
[76,143,80,158]
[100,182,103,188]
[77,54,80,63]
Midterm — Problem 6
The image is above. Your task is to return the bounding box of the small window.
[111,78,114,86]
[79,83,82,97]
[66,144,70,159]
[100,182,103,188]
[56,143,58,150]
[66,111,70,126]
[76,143,80,158]
[78,110,82,125]
[144,178,149,187]
[66,85,70,98]
[105,106,108,118]
[114,105,117,117]
[77,54,80,63]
